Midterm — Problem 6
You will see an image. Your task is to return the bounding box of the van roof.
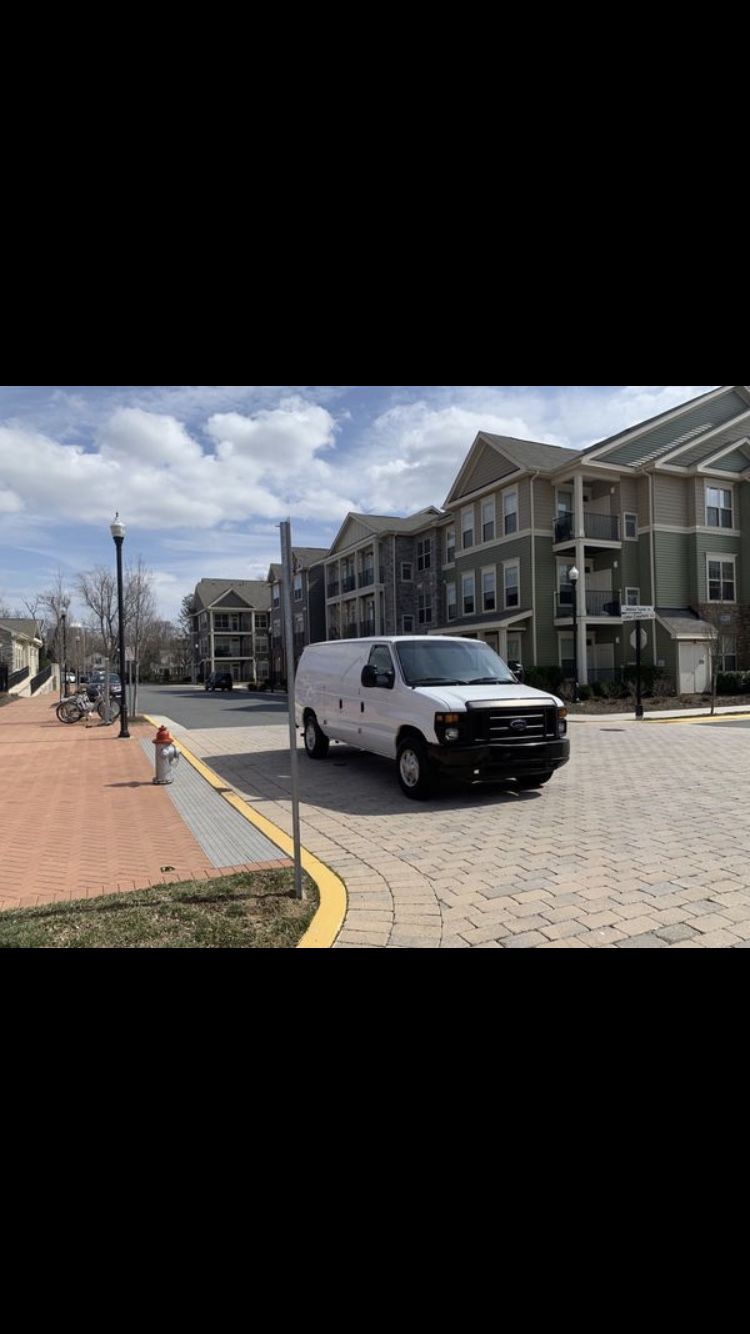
[306,636,483,646]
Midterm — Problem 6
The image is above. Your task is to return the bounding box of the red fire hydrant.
[152,724,180,785]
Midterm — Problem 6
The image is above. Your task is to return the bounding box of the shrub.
[591,680,605,698]
[623,665,658,696]
[577,684,592,701]
[525,665,565,693]
[717,671,744,695]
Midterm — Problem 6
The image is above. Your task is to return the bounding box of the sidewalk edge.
[143,716,346,948]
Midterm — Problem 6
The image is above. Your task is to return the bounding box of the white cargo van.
[295,636,569,799]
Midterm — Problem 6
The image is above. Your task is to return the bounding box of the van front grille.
[467,706,557,744]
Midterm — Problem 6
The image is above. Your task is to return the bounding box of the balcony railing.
[556,588,622,618]
[359,622,376,637]
[555,512,621,543]
[358,570,375,588]
[343,624,358,638]
[327,581,340,598]
[342,575,357,594]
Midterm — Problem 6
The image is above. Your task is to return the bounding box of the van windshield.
[395,640,518,687]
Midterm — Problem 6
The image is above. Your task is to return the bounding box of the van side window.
[365,645,395,688]
[368,645,394,676]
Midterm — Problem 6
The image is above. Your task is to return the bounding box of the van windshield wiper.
[410,678,470,686]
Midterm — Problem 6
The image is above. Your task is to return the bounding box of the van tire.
[515,771,553,790]
[396,736,435,799]
[304,712,329,759]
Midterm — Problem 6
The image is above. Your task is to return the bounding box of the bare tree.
[39,570,72,663]
[698,603,739,716]
[77,567,119,661]
[123,557,157,715]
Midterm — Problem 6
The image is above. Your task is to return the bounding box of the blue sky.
[0,384,715,622]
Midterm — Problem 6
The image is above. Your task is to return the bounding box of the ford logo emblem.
[510,719,527,732]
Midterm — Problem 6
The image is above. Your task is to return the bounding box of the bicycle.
[56,689,121,725]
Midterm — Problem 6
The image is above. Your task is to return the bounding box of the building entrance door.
[679,642,709,694]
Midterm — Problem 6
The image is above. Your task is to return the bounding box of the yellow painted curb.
[144,715,346,948]
[645,713,750,726]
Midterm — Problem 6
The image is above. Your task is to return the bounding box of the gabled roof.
[193,579,271,612]
[444,433,578,505]
[0,618,43,642]
[578,387,750,469]
[267,547,329,583]
[327,507,443,556]
[656,609,717,641]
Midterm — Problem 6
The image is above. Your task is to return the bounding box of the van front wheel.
[397,737,435,799]
[304,713,329,759]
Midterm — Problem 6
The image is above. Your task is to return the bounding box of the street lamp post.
[110,513,130,739]
[570,565,580,705]
[60,610,67,699]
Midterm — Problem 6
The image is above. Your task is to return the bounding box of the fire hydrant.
[152,724,180,785]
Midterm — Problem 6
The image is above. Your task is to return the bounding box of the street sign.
[621,605,655,622]
[630,628,648,651]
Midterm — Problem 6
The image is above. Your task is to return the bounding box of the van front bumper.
[426,738,570,781]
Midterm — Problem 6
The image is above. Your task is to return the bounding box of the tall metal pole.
[281,519,303,899]
[60,610,67,700]
[110,515,130,739]
[635,619,644,720]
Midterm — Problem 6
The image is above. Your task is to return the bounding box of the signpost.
[621,606,655,719]
[280,519,303,900]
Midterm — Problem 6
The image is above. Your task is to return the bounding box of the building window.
[256,614,268,629]
[462,507,474,550]
[402,615,414,633]
[707,487,733,529]
[503,489,518,537]
[708,557,736,603]
[401,562,413,581]
[624,513,638,541]
[418,592,432,625]
[293,574,303,601]
[625,588,640,606]
[504,561,520,609]
[462,573,475,616]
[417,538,431,571]
[447,583,456,621]
[482,498,495,543]
[272,588,280,607]
[719,636,737,672]
[445,528,456,564]
[482,567,496,612]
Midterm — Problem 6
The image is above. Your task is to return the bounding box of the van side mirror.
[361,664,395,689]
[361,665,377,688]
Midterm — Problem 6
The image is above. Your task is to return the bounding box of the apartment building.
[191,579,271,685]
[323,509,444,641]
[436,385,750,691]
[266,547,328,684]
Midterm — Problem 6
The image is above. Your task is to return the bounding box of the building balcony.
[358,570,375,588]
[342,575,357,594]
[327,581,340,598]
[556,589,622,620]
[359,621,376,637]
[343,624,359,638]
[554,512,621,545]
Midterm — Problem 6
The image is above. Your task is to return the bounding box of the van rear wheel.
[397,737,435,799]
[304,713,329,759]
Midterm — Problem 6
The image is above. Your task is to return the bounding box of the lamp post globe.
[569,565,580,705]
[110,513,130,739]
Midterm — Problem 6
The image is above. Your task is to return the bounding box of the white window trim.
[706,552,737,604]
[623,512,638,541]
[502,486,519,537]
[462,571,476,615]
[503,558,520,610]
[462,506,475,549]
[402,614,415,633]
[481,497,496,543]
[705,483,734,530]
[481,564,497,612]
[625,588,640,606]
[401,562,413,581]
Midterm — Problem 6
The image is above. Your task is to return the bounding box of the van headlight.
[558,706,567,737]
[435,713,464,744]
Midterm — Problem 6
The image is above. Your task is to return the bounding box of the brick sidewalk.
[0,695,289,912]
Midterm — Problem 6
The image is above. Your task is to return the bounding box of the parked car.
[87,672,122,698]
[294,636,569,799]
[205,671,234,692]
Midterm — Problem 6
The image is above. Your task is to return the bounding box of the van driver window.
[369,646,394,674]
